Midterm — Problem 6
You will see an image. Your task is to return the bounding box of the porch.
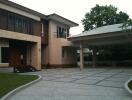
[0,28,41,70]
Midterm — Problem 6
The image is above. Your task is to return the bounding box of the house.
[0,0,78,70]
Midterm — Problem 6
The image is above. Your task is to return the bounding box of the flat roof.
[0,0,78,26]
[0,0,46,19]
[47,13,78,27]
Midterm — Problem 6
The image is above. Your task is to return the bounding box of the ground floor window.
[0,47,9,63]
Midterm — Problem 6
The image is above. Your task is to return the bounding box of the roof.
[0,0,46,19]
[71,23,130,38]
[68,24,132,46]
[47,13,78,27]
[0,0,78,27]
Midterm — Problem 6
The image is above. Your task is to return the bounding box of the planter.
[125,78,132,95]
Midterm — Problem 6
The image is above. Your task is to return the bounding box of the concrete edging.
[125,78,132,95]
[1,74,42,100]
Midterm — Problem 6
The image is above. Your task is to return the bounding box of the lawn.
[128,80,132,90]
[0,73,38,98]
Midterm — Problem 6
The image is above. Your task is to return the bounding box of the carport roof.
[68,23,132,46]
[70,23,130,38]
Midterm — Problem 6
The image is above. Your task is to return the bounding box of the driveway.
[9,68,132,100]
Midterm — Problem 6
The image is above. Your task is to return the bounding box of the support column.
[92,48,97,67]
[80,42,84,70]
[31,42,41,70]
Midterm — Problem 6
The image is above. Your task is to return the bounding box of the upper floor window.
[8,15,32,34]
[0,9,33,35]
[8,15,15,31]
[57,26,69,38]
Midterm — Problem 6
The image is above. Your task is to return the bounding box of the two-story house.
[0,0,78,70]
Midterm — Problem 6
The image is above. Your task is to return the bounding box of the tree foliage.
[82,5,130,31]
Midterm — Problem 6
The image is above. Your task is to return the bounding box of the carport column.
[80,42,84,70]
[92,48,97,67]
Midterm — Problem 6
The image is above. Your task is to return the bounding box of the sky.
[10,0,132,35]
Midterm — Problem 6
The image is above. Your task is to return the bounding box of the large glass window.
[0,9,7,30]
[57,26,69,38]
[0,9,33,34]
[8,15,15,31]
[0,47,9,63]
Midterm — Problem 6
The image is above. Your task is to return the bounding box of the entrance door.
[9,41,27,67]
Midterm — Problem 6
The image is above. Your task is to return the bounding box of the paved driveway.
[9,68,132,100]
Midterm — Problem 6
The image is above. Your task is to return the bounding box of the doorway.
[9,40,27,67]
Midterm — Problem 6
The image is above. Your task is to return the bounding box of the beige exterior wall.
[31,42,41,70]
[41,46,49,65]
[48,20,77,66]
[0,63,9,67]
[0,29,41,70]
[62,47,77,64]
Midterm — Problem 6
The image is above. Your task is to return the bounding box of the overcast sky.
[10,0,132,35]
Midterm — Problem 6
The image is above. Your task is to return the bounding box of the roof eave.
[47,13,78,27]
[68,31,127,41]
[0,0,47,19]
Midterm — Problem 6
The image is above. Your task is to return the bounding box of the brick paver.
[9,68,132,100]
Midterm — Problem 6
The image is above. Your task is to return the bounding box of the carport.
[68,24,132,70]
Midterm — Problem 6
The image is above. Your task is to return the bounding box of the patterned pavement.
[9,68,132,100]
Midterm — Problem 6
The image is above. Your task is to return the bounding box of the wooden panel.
[32,20,41,36]
[9,41,27,67]
[9,47,21,67]
[41,20,48,45]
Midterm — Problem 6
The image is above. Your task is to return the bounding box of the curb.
[1,75,42,100]
[125,78,132,95]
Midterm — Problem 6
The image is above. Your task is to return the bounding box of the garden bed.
[128,80,132,90]
[0,73,38,98]
[125,78,132,94]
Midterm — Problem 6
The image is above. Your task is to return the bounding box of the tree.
[82,4,130,31]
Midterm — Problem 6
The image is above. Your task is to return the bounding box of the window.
[14,17,22,33]
[8,15,15,31]
[22,19,27,33]
[0,10,8,30]
[57,26,69,38]
[0,47,9,63]
[0,9,33,34]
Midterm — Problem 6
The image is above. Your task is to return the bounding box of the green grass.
[128,80,132,90]
[0,73,38,98]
